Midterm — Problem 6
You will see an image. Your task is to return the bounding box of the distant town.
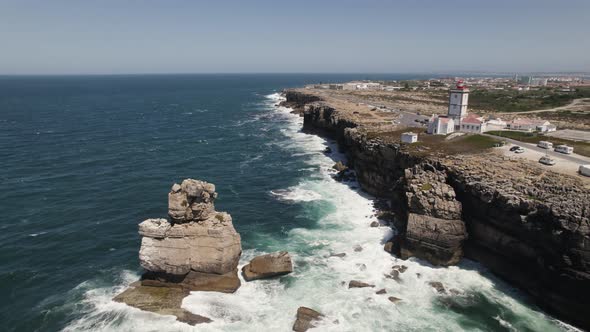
[296,74,590,179]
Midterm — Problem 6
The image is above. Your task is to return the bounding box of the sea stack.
[114,179,242,325]
[139,179,242,292]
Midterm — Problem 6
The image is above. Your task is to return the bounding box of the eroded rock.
[116,179,243,323]
[242,251,293,281]
[292,306,323,332]
[113,282,212,326]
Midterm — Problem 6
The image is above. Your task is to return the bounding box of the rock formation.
[115,179,242,324]
[242,251,293,281]
[292,306,323,332]
[138,179,242,292]
[400,165,467,265]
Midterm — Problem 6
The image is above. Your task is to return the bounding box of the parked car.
[514,147,525,154]
[509,146,521,152]
[580,164,590,177]
[539,156,556,166]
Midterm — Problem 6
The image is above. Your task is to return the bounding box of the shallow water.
[0,75,580,331]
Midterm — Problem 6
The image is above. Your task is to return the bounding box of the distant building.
[530,78,548,86]
[342,81,382,90]
[507,118,555,132]
[401,132,418,143]
[485,118,508,131]
[507,118,536,131]
[427,115,455,135]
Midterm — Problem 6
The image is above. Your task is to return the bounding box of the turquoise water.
[0,74,580,331]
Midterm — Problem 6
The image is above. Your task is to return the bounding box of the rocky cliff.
[287,90,590,330]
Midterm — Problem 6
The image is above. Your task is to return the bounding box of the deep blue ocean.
[0,74,579,331]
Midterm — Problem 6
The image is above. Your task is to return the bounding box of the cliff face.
[288,91,590,330]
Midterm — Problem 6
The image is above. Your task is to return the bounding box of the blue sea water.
[0,74,580,331]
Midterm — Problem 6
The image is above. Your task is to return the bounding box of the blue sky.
[0,0,588,74]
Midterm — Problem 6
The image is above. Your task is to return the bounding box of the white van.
[555,145,574,154]
[537,141,553,149]
[580,165,590,177]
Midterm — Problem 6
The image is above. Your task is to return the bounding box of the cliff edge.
[286,89,590,330]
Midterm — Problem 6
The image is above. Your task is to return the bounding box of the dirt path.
[497,98,590,115]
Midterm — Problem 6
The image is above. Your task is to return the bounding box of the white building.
[507,118,536,132]
[447,81,469,125]
[460,114,486,133]
[401,132,418,143]
[342,82,382,90]
[485,118,508,131]
[427,115,455,135]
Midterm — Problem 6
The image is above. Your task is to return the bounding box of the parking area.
[497,143,590,181]
[546,129,590,143]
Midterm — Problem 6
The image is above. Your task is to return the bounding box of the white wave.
[270,186,323,202]
[265,92,283,101]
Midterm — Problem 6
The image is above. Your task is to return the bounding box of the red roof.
[461,115,483,124]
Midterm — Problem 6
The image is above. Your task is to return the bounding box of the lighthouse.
[447,80,469,124]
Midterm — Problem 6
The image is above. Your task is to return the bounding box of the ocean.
[0,74,579,331]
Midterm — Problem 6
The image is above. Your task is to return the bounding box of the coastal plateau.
[282,89,590,330]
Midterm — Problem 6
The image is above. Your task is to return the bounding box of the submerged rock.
[332,161,348,172]
[388,296,402,303]
[292,306,323,332]
[348,280,375,288]
[113,282,212,325]
[242,251,293,281]
[428,281,446,294]
[330,252,346,258]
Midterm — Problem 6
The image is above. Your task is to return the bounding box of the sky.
[0,0,588,75]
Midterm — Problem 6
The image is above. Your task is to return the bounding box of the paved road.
[484,133,590,165]
[497,98,590,115]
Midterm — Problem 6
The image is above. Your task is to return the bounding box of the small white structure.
[401,132,418,143]
[579,164,590,177]
[427,115,455,135]
[537,141,553,149]
[535,121,556,132]
[460,114,486,133]
[507,118,536,132]
[485,118,507,131]
[555,145,574,154]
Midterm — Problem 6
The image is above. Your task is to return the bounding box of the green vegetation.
[364,127,499,156]
[460,134,501,149]
[469,87,590,113]
[487,130,590,157]
[421,183,433,191]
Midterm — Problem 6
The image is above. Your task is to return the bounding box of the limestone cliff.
[287,90,590,330]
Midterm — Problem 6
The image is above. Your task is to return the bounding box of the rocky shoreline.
[282,89,590,330]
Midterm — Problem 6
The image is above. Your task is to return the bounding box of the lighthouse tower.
[447,80,469,124]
